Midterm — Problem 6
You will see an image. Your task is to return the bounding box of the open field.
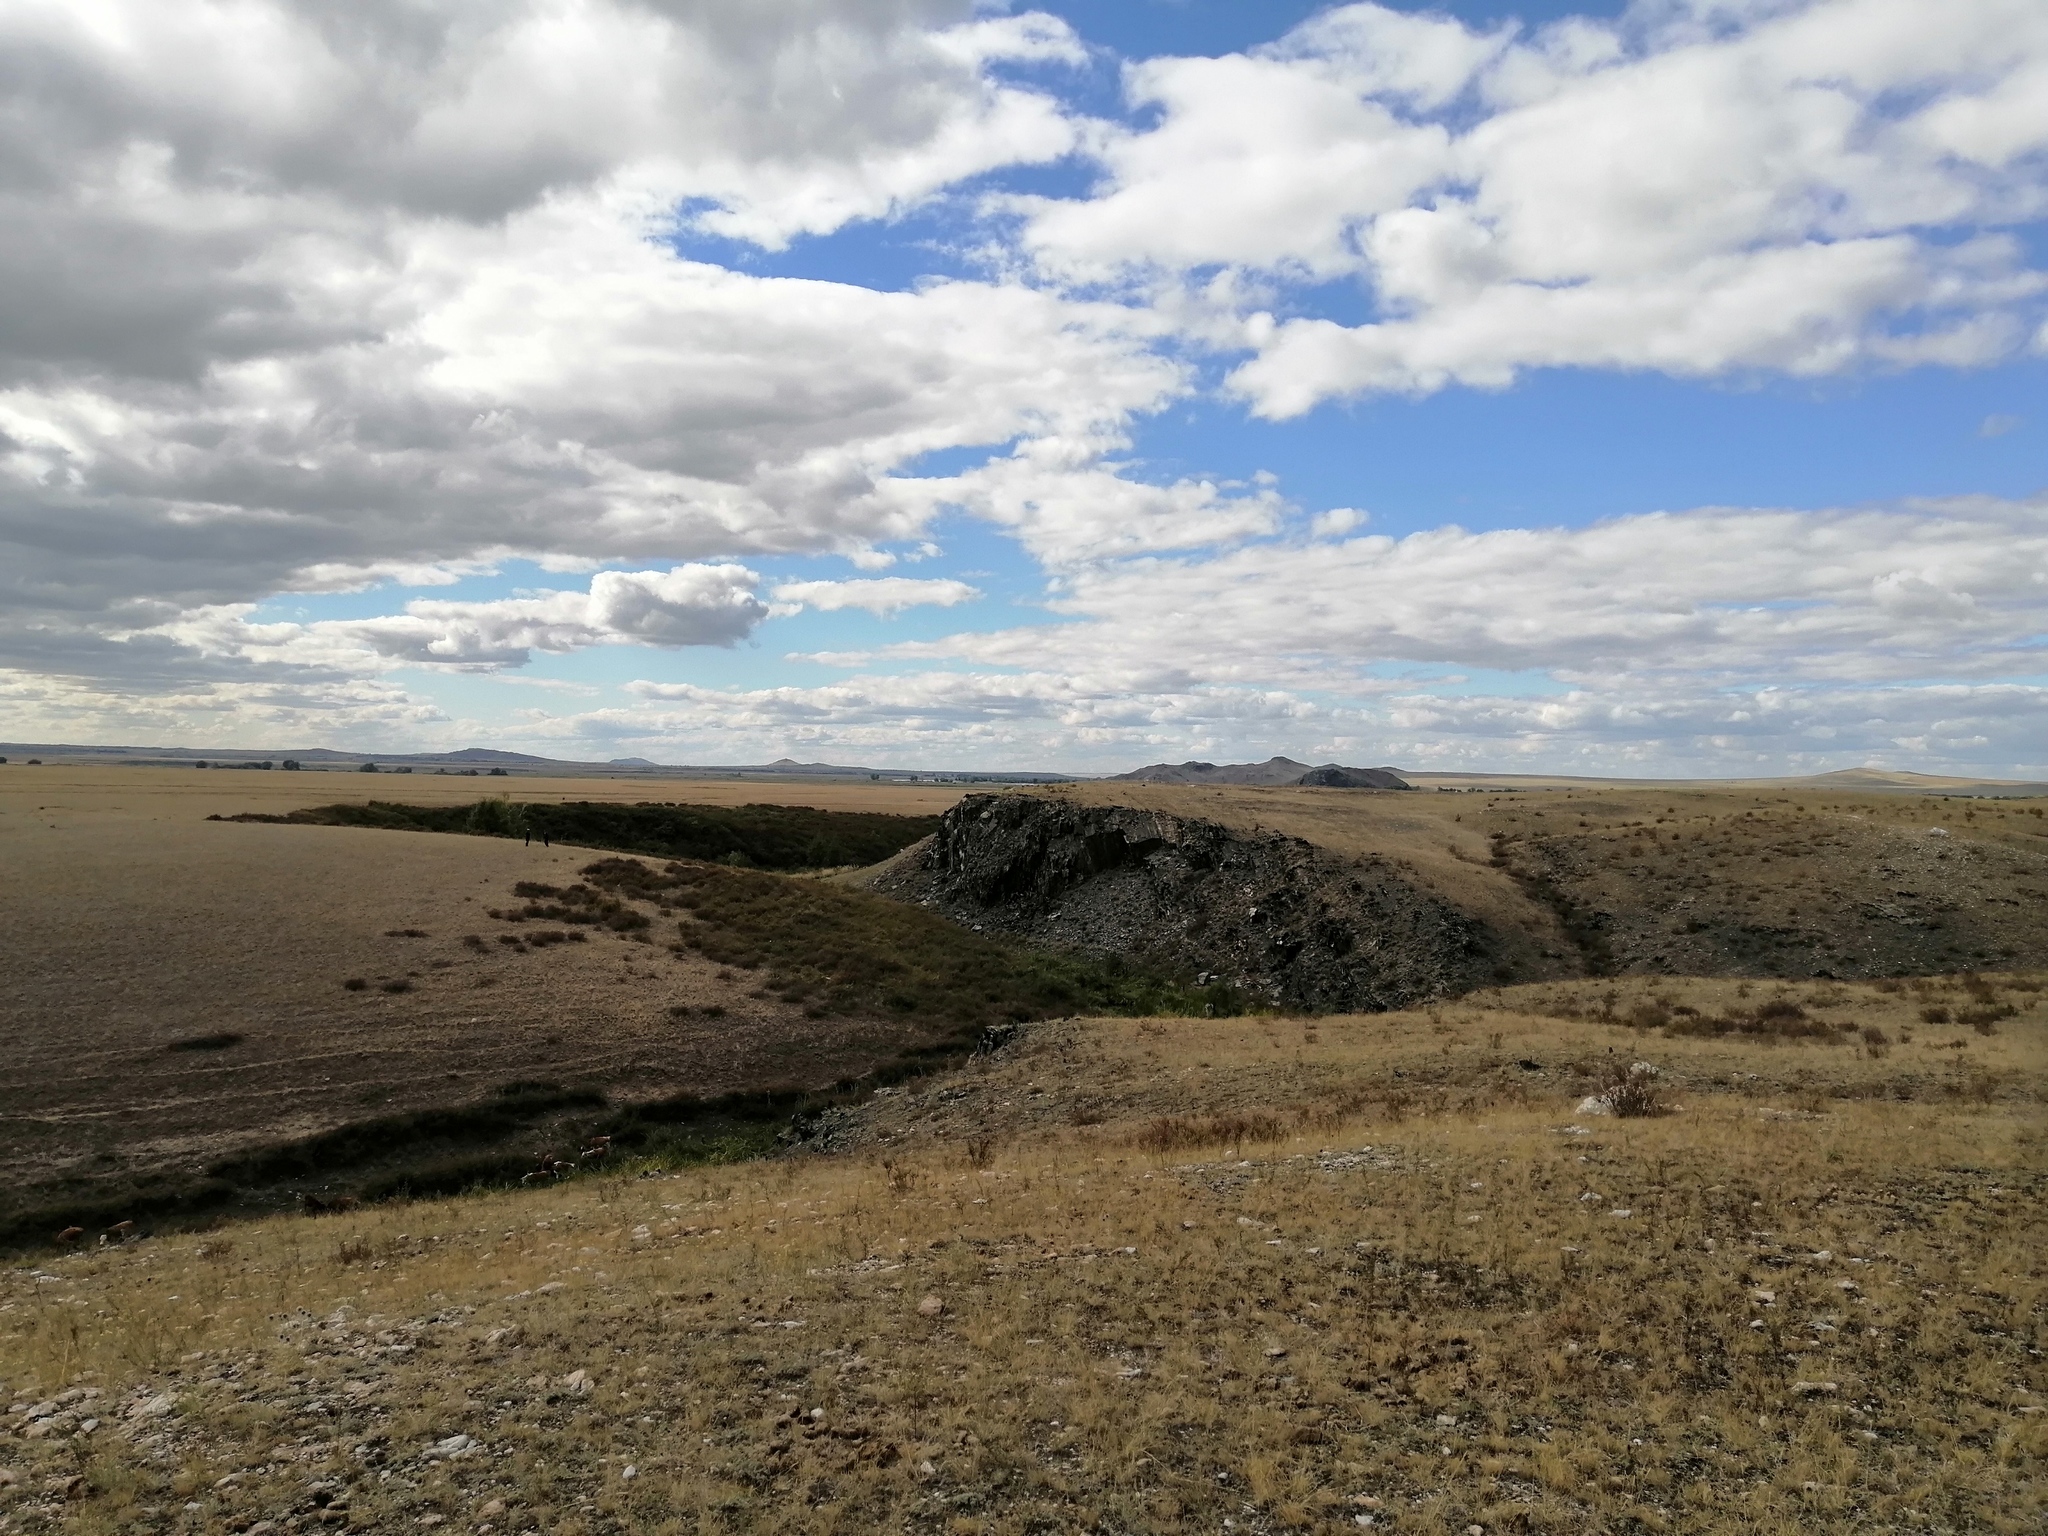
[2,973,2042,1534]
[0,769,971,1236]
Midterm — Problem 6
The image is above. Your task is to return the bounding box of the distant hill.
[1114,756,1411,790]
[0,741,1070,783]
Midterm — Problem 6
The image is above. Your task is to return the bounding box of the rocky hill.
[1113,756,1410,789]
[867,794,1503,1011]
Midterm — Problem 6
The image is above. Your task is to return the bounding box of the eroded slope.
[869,795,1523,1011]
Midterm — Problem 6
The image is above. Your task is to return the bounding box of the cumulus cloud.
[1010,0,2048,411]
[771,577,980,617]
[151,565,767,673]
[0,0,1183,689]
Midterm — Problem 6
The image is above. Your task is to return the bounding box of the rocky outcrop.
[1113,757,1411,789]
[868,795,1500,1012]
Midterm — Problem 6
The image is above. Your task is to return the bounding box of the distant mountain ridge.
[0,741,1069,782]
[1114,756,1412,790]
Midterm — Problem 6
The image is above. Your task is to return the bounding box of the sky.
[1,0,2044,776]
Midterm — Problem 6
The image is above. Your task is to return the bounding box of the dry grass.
[4,973,2043,1535]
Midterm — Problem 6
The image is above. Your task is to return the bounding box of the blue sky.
[3,1,2045,774]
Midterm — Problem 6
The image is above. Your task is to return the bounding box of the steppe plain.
[1,762,2045,1534]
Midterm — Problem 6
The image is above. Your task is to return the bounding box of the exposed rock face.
[870,795,1499,1012]
[1295,765,1410,790]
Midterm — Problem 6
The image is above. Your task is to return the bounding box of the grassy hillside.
[3,971,2041,1534]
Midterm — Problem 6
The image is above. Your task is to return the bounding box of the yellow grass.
[5,973,2043,1533]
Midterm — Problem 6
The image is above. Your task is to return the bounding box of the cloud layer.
[0,1,2043,774]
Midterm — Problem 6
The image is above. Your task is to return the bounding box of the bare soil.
[0,769,967,1229]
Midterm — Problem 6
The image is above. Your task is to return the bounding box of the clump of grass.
[1600,1060,1669,1117]
[383,927,429,938]
[378,978,413,994]
[491,881,648,932]
[165,1032,244,1052]
[1133,1110,1290,1156]
[341,977,367,992]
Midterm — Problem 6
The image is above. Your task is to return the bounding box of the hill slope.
[2,971,2041,1534]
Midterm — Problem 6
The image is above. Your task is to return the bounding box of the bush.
[1602,1062,1668,1118]
[1664,997,1838,1041]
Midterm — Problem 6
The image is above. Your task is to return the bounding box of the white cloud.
[771,577,980,617]
[896,433,1285,565]
[529,663,2048,779]
[1009,0,2048,410]
[3,0,2044,781]
[898,494,2048,688]
[0,0,1189,690]
[743,492,2048,773]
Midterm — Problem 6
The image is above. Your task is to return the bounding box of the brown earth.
[0,768,968,1228]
